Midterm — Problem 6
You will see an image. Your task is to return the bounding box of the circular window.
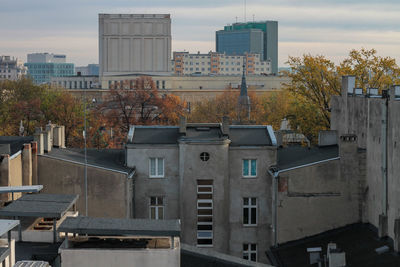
[200,152,210,161]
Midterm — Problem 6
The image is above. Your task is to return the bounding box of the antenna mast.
[244,0,246,22]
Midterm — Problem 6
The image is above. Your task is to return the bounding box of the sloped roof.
[44,148,132,173]
[277,145,339,170]
[0,136,33,155]
[129,125,273,146]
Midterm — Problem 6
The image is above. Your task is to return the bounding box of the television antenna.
[244,0,246,22]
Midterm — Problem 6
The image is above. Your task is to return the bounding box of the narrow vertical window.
[149,196,164,220]
[243,197,257,226]
[243,243,257,262]
[243,159,257,177]
[197,180,213,247]
[149,158,164,178]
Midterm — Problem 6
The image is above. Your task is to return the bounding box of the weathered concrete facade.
[38,152,134,219]
[126,123,277,263]
[331,77,400,244]
[276,148,363,243]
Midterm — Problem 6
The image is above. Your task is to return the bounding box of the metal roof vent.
[307,247,322,265]
[354,88,363,96]
[394,85,400,100]
[127,126,134,143]
[367,88,379,98]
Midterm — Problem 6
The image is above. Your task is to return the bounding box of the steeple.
[237,61,251,122]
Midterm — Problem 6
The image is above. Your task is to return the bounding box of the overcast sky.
[1,0,399,67]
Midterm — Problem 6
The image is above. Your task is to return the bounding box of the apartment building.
[126,119,277,264]
[172,52,271,76]
[0,56,27,81]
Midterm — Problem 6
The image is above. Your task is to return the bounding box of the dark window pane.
[198,180,213,185]
[198,209,212,215]
[198,194,212,199]
[251,198,256,205]
[198,202,212,208]
[243,244,248,250]
[244,208,249,224]
[197,239,213,245]
[251,253,256,262]
[197,225,212,231]
[198,187,212,192]
[198,216,212,222]
[251,244,257,250]
[251,208,257,224]
[243,198,249,205]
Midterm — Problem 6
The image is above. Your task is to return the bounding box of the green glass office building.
[25,53,74,84]
[216,21,278,74]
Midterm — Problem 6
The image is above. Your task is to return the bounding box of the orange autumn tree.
[101,76,187,136]
[189,87,265,124]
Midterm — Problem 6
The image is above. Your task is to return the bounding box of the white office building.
[99,14,171,77]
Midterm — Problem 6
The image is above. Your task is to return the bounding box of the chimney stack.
[179,116,187,134]
[341,76,355,96]
[222,116,230,136]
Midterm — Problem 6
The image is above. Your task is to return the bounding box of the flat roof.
[270,223,400,267]
[0,219,19,236]
[58,216,180,237]
[0,194,78,219]
[0,185,43,194]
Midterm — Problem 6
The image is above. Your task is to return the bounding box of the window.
[200,152,210,161]
[149,196,164,220]
[243,197,257,226]
[197,180,213,246]
[243,159,257,177]
[243,243,257,262]
[149,157,164,178]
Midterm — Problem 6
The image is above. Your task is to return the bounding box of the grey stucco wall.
[179,141,231,256]
[126,142,276,264]
[228,147,275,263]
[277,157,360,243]
[38,156,131,218]
[126,144,180,220]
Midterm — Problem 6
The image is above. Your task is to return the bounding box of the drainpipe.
[381,90,389,216]
[268,167,279,247]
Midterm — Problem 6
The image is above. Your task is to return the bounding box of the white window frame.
[149,196,164,220]
[242,159,257,178]
[149,157,164,178]
[243,197,257,226]
[243,243,257,262]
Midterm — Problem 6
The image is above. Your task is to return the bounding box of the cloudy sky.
[1,0,399,67]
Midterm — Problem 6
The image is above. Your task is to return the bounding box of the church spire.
[237,60,251,122]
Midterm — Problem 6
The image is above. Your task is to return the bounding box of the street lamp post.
[83,88,96,217]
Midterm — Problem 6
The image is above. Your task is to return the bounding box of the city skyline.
[1,0,399,67]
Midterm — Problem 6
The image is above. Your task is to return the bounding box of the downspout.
[382,91,389,216]
[268,156,340,247]
[268,167,279,247]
